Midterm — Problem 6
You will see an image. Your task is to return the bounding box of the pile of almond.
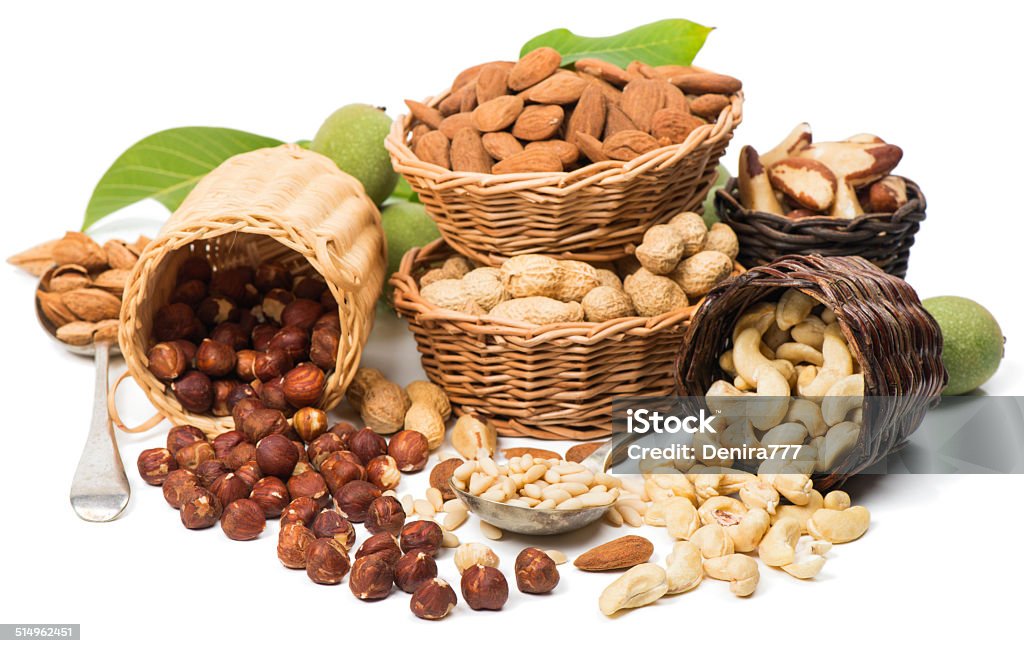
[405,47,742,175]
[9,231,148,345]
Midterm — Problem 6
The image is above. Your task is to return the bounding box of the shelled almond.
[405,49,741,174]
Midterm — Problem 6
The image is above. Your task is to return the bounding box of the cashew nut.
[763,322,791,350]
[735,328,795,387]
[703,554,759,597]
[758,517,801,566]
[823,490,851,511]
[798,323,854,398]
[706,380,753,422]
[598,563,669,615]
[693,472,723,502]
[815,421,860,472]
[781,535,829,579]
[776,289,817,330]
[771,490,824,533]
[665,497,701,540]
[644,470,697,504]
[786,399,828,437]
[719,350,737,376]
[762,473,813,506]
[761,422,808,447]
[791,315,825,349]
[738,478,780,514]
[726,508,771,552]
[732,303,776,343]
[776,342,825,367]
[751,364,791,431]
[821,374,864,425]
[807,505,870,543]
[720,418,760,449]
[698,496,747,527]
[664,541,703,594]
[690,524,735,558]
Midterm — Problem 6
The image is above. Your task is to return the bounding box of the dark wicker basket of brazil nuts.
[715,176,926,278]
[676,254,946,489]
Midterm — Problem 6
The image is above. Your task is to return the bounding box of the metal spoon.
[36,274,130,522]
[450,440,617,536]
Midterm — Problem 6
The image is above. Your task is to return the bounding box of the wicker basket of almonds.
[676,254,946,489]
[391,213,744,440]
[385,48,743,265]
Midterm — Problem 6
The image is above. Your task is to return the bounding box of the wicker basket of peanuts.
[715,124,926,278]
[390,212,745,440]
[385,47,743,265]
[676,254,946,489]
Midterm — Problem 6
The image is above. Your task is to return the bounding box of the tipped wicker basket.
[392,239,745,440]
[676,254,946,489]
[118,145,386,434]
[385,87,742,266]
[716,176,926,278]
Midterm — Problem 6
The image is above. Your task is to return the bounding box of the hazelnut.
[454,542,500,575]
[329,421,357,438]
[292,276,328,300]
[334,480,381,522]
[212,430,247,460]
[209,321,249,351]
[281,496,319,527]
[356,532,402,566]
[320,290,338,311]
[174,440,215,472]
[195,339,236,377]
[314,311,341,331]
[292,440,310,464]
[350,428,387,465]
[234,460,263,487]
[254,263,292,293]
[196,296,240,326]
[249,476,290,518]
[241,408,288,443]
[400,520,443,556]
[365,496,406,536]
[254,348,292,382]
[221,498,266,541]
[235,350,259,381]
[278,522,316,569]
[268,326,309,362]
[461,565,508,611]
[515,548,559,594]
[223,441,257,471]
[171,370,213,413]
[170,278,207,306]
[231,397,265,431]
[256,434,299,478]
[194,459,230,487]
[282,363,325,408]
[251,323,277,351]
[282,298,324,330]
[410,578,457,620]
[388,430,430,472]
[166,424,204,455]
[309,325,340,370]
[180,486,222,529]
[307,432,345,469]
[260,288,294,323]
[211,472,252,508]
[366,455,401,491]
[178,256,212,283]
[350,553,395,601]
[292,407,328,442]
[238,309,258,335]
[162,469,199,509]
[394,551,438,593]
[137,448,177,486]
[306,538,350,584]
[210,379,238,416]
[153,303,197,342]
[320,455,365,496]
[225,383,258,411]
[208,266,253,304]
[147,341,189,381]
[257,376,293,415]
[311,508,356,550]
[287,469,330,508]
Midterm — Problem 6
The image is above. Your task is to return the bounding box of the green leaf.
[83,127,283,230]
[520,19,713,69]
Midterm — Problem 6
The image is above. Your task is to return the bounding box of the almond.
[668,72,743,95]
[475,63,511,103]
[409,123,430,149]
[472,95,524,132]
[414,130,451,169]
[621,79,663,133]
[654,64,697,78]
[650,109,703,144]
[525,140,579,167]
[574,58,637,87]
[574,535,654,571]
[482,132,524,161]
[577,73,623,106]
[128,236,151,257]
[661,82,690,114]
[92,268,130,294]
[439,83,475,116]
[48,264,91,293]
[627,60,659,79]
[511,104,564,141]
[460,84,479,113]
[451,62,488,91]
[61,287,121,322]
[103,239,138,270]
[508,47,561,91]
[525,71,587,104]
[450,128,493,173]
[602,130,660,161]
[36,290,76,327]
[405,100,443,129]
[439,113,476,140]
[575,133,609,164]
[689,93,731,120]
[56,321,99,346]
[53,231,107,271]
[501,447,561,460]
[7,238,59,276]
[565,85,606,147]
[565,441,606,463]
[491,150,562,175]
[603,104,637,137]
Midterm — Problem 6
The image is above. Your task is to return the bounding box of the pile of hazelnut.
[145,256,341,416]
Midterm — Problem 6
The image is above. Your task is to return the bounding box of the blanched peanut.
[664,541,703,594]
[807,506,870,543]
[690,524,735,558]
[598,563,669,615]
[703,554,759,597]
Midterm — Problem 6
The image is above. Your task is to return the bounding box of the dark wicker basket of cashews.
[676,254,946,490]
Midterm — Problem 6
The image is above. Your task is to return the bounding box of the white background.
[1,1,1022,650]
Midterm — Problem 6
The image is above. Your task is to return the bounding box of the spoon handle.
[69,340,131,522]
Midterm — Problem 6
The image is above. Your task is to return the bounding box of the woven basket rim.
[390,238,744,345]
[385,81,743,195]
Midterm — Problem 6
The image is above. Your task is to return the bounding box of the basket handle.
[108,370,166,434]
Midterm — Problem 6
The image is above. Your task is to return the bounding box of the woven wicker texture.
[385,90,742,266]
[119,145,386,434]
[676,254,945,489]
[716,177,926,278]
[392,239,745,441]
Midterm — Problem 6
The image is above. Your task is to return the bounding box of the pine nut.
[480,521,503,540]
[414,499,436,517]
[426,487,444,511]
